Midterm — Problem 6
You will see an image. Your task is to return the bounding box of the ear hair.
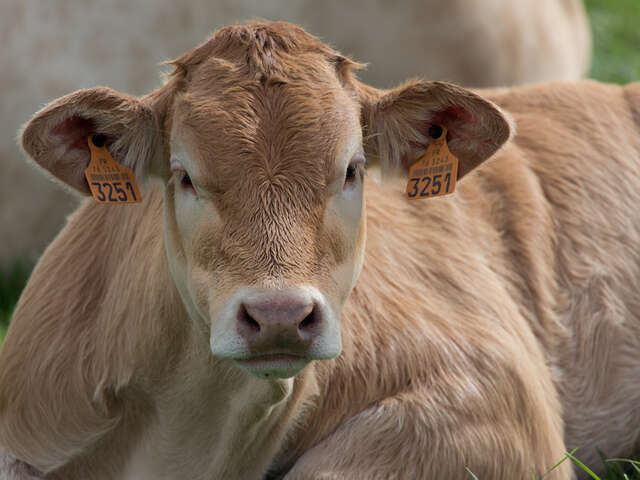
[358,80,514,180]
[21,88,161,195]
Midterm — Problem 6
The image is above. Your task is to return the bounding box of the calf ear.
[21,87,162,195]
[360,81,513,180]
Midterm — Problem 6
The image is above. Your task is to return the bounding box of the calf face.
[161,27,369,379]
[21,22,512,379]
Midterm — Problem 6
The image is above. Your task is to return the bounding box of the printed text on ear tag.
[84,136,142,204]
[405,126,459,200]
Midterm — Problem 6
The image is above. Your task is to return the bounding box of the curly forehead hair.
[167,21,363,85]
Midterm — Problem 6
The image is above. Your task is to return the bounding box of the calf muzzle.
[210,286,341,378]
[237,289,322,353]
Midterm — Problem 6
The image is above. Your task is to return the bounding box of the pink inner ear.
[405,106,478,168]
[426,106,478,141]
[52,116,97,152]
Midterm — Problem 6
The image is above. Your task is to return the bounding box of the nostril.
[238,304,261,333]
[298,308,317,332]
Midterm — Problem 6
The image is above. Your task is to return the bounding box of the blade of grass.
[606,459,640,475]
[566,452,602,480]
[598,449,626,479]
[538,448,580,480]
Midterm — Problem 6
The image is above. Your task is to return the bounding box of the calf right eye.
[345,164,357,183]
[170,158,197,196]
[181,172,193,188]
[178,171,197,196]
[343,151,366,189]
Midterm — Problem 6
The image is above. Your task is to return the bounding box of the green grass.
[566,452,640,480]
[585,0,640,84]
[465,450,640,479]
[0,0,638,475]
[0,261,32,341]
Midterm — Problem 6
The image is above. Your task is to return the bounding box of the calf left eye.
[181,172,193,188]
[345,164,357,183]
[344,152,366,188]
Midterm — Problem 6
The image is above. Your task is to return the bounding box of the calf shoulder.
[0,189,182,474]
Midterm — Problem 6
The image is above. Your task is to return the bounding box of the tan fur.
[0,0,591,267]
[1,22,635,480]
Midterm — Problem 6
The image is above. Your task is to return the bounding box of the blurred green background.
[4,0,639,334]
[0,262,29,336]
[585,0,640,83]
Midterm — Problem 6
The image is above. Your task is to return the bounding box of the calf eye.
[170,158,197,196]
[181,172,193,188]
[345,164,357,183]
[343,151,365,188]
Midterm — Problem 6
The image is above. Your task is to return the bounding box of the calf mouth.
[233,353,310,379]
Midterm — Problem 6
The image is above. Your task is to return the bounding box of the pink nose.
[237,289,323,351]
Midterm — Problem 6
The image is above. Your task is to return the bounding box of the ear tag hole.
[428,125,443,139]
[91,134,107,148]
[405,125,459,200]
[84,136,142,204]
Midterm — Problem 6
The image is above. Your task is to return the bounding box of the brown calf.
[1,22,638,479]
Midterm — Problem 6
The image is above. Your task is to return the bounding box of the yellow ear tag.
[405,126,458,200]
[84,136,142,204]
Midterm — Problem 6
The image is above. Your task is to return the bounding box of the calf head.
[21,22,512,378]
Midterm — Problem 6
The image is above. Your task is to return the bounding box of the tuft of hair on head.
[165,20,365,87]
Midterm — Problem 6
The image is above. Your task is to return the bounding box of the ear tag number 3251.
[405,126,458,200]
[84,136,142,204]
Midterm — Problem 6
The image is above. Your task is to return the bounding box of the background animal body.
[0,0,591,267]
[1,21,639,480]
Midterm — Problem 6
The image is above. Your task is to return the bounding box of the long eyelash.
[362,132,381,143]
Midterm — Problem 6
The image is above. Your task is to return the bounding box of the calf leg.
[283,392,574,480]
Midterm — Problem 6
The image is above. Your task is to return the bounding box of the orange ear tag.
[405,126,458,200]
[84,136,142,204]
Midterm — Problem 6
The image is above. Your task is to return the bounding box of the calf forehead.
[174,64,359,184]
[169,22,362,187]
